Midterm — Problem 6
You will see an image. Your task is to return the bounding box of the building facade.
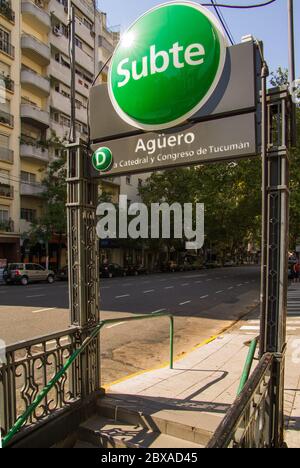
[0,0,120,266]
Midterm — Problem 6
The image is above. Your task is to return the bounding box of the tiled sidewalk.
[107,287,300,447]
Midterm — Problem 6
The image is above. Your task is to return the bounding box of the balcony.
[0,183,13,199]
[0,146,13,163]
[21,1,51,32]
[21,104,50,129]
[50,31,94,75]
[0,109,14,128]
[0,73,14,93]
[0,40,14,59]
[51,90,87,124]
[20,143,49,164]
[20,182,44,197]
[21,34,50,66]
[0,219,14,233]
[0,0,15,23]
[21,68,50,96]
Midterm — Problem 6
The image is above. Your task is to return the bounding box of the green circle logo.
[92,147,113,172]
[108,1,227,131]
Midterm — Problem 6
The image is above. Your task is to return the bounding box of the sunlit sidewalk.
[105,287,300,447]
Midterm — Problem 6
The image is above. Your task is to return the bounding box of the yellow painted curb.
[102,333,221,391]
[102,302,259,391]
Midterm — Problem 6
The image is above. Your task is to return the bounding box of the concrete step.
[78,415,204,449]
[97,395,222,447]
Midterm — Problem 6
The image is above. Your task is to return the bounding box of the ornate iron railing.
[0,328,82,442]
[1,313,174,448]
[207,353,274,448]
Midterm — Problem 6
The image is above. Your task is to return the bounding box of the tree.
[270,68,300,249]
[28,138,67,270]
[139,158,262,263]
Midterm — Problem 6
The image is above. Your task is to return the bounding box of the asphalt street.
[0,266,261,384]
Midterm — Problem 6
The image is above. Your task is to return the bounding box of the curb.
[102,301,260,391]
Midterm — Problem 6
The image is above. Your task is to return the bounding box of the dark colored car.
[160,261,179,273]
[56,266,69,281]
[100,263,127,278]
[126,264,148,276]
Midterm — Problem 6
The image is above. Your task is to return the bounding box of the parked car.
[4,263,55,286]
[160,261,179,273]
[100,263,127,278]
[56,265,69,281]
[126,264,148,276]
[224,260,236,267]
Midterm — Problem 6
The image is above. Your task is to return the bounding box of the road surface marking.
[164,286,174,290]
[200,295,209,299]
[216,290,224,294]
[32,307,56,314]
[180,301,191,306]
[228,287,234,290]
[26,294,46,298]
[237,284,243,287]
[181,283,190,286]
[107,322,125,329]
[241,325,299,331]
[151,309,166,314]
[115,294,130,299]
[195,280,203,284]
[144,290,155,294]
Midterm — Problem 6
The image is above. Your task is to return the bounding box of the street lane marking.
[151,309,166,314]
[179,301,191,306]
[107,322,125,329]
[144,290,155,294]
[216,290,224,294]
[32,307,56,314]
[195,280,203,284]
[164,286,174,289]
[26,294,46,298]
[181,283,190,286]
[115,294,130,299]
[228,287,234,290]
[200,295,209,299]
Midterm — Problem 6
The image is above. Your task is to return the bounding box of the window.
[21,208,36,223]
[0,61,10,76]
[75,37,82,50]
[0,133,9,148]
[0,206,9,223]
[0,27,10,54]
[126,176,131,185]
[21,171,36,184]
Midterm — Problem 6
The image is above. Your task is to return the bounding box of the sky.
[98,0,299,77]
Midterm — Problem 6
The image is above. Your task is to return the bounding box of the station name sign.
[91,113,258,177]
[89,1,262,178]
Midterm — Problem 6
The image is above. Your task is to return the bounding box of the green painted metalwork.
[237,337,259,396]
[1,312,174,448]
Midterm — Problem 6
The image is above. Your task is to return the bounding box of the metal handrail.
[207,352,274,448]
[237,337,259,395]
[1,312,174,448]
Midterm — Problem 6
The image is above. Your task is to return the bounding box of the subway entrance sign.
[89,2,262,178]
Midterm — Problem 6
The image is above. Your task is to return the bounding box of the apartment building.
[0,0,121,265]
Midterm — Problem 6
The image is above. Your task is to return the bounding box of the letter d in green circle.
[92,147,113,172]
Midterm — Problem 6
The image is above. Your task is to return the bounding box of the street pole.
[68,1,76,143]
[288,0,297,146]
